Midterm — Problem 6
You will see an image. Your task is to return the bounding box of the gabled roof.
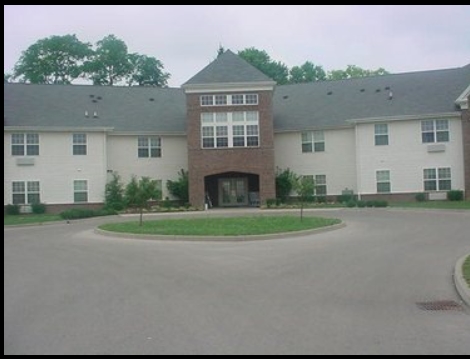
[274,65,470,131]
[4,84,186,134]
[183,50,274,86]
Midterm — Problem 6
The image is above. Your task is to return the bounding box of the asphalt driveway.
[4,208,470,354]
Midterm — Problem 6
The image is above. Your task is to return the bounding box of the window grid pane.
[12,182,25,193]
[245,94,258,105]
[215,95,227,105]
[201,113,214,123]
[232,95,244,105]
[200,95,213,106]
[12,134,25,144]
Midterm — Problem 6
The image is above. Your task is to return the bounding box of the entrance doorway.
[205,172,260,208]
[219,178,248,207]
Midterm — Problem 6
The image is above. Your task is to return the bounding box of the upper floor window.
[138,137,162,158]
[73,134,87,155]
[302,131,325,153]
[11,133,39,156]
[375,124,389,146]
[12,181,40,205]
[422,120,449,143]
[424,168,451,191]
[201,111,259,149]
[200,94,259,106]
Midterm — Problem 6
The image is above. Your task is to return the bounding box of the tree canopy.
[13,34,92,84]
[238,47,389,84]
[12,34,169,87]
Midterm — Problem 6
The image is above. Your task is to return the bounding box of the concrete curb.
[454,254,470,308]
[95,222,346,242]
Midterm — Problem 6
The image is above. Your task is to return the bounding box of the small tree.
[125,176,162,226]
[167,169,189,204]
[295,176,315,222]
[105,173,125,211]
[276,168,297,203]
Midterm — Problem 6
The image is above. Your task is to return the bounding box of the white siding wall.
[4,131,107,205]
[356,118,465,195]
[274,128,357,195]
[107,135,188,199]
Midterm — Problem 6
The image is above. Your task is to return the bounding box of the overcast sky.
[4,5,470,87]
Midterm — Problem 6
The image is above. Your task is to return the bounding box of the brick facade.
[187,91,276,209]
[463,96,470,200]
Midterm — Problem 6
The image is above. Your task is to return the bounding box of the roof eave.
[346,112,461,124]
[182,81,276,93]
[455,84,470,110]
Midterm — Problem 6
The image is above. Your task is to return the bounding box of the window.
[422,120,449,143]
[200,94,259,106]
[424,168,451,191]
[11,133,39,156]
[201,112,259,149]
[315,175,327,196]
[200,95,214,106]
[376,171,391,193]
[375,124,389,146]
[302,131,325,153]
[74,180,88,203]
[138,137,161,158]
[12,181,40,205]
[73,134,87,155]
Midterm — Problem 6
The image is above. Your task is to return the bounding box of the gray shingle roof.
[183,50,273,85]
[4,65,469,134]
[274,65,470,131]
[4,84,187,133]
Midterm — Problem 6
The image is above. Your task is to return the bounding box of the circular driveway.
[4,209,470,355]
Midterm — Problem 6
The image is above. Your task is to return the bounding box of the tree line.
[237,47,389,85]
[5,35,389,87]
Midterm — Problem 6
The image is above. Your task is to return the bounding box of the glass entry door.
[219,178,248,207]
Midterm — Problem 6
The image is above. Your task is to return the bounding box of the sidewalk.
[454,254,470,307]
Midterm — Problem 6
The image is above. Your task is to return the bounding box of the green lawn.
[100,216,341,237]
[390,201,470,210]
[4,214,63,226]
[464,256,470,288]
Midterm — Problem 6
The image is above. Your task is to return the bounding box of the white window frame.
[138,136,162,158]
[200,94,259,107]
[11,133,39,156]
[376,170,391,193]
[74,180,88,203]
[201,112,259,149]
[12,181,40,205]
[423,168,451,191]
[421,120,449,144]
[315,175,327,197]
[302,131,325,153]
[73,133,87,156]
[375,124,389,146]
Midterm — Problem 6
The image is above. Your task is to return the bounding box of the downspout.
[355,123,362,201]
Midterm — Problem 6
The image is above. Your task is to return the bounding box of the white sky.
[4,5,470,87]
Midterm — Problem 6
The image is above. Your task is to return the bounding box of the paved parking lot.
[4,208,470,354]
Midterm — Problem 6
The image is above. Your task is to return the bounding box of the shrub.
[266,198,278,208]
[357,200,367,208]
[374,200,389,208]
[167,169,189,203]
[447,190,464,202]
[346,200,357,208]
[276,168,297,203]
[415,193,427,202]
[316,196,327,204]
[31,202,47,214]
[5,204,20,216]
[105,173,125,211]
[338,193,357,204]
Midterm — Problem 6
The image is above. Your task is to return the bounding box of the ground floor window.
[376,170,391,193]
[12,181,40,205]
[74,180,88,203]
[423,168,451,191]
[315,175,327,196]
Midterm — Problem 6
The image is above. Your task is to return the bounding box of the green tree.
[166,169,189,204]
[125,176,162,226]
[289,61,326,84]
[127,53,170,87]
[238,47,289,85]
[85,34,132,86]
[105,173,125,211]
[294,176,315,222]
[4,73,13,83]
[327,65,389,80]
[276,168,297,203]
[13,34,92,84]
